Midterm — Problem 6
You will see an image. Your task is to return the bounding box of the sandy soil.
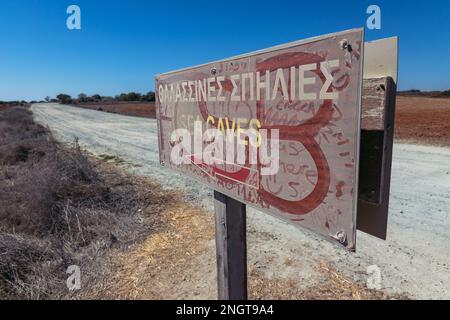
[31,103,450,299]
[395,96,450,146]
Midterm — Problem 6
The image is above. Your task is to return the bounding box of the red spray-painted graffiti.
[156,29,363,249]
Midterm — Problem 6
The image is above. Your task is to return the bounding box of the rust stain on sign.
[155,29,364,250]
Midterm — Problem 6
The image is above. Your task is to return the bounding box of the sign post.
[214,191,247,300]
[155,29,398,300]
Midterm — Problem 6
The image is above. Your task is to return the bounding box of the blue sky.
[0,0,449,101]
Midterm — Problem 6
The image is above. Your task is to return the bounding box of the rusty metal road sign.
[156,29,364,250]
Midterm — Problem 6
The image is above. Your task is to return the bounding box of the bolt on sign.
[156,29,364,250]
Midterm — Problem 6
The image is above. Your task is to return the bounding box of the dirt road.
[31,103,450,299]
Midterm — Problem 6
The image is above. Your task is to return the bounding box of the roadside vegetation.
[55,92,155,105]
[0,106,174,299]
[0,102,30,112]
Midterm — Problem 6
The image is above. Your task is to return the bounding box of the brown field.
[75,101,156,118]
[395,96,450,146]
[74,96,450,147]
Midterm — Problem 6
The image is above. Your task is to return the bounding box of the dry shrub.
[0,234,63,300]
[0,107,174,299]
[0,108,48,167]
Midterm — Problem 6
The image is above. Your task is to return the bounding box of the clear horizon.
[1,0,449,101]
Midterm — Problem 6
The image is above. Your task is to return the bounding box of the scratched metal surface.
[156,29,364,249]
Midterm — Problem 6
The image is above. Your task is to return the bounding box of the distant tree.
[116,93,127,101]
[56,94,72,104]
[102,96,114,102]
[126,92,141,101]
[78,93,88,103]
[45,96,51,102]
[91,94,102,101]
[115,92,141,102]
[142,91,155,102]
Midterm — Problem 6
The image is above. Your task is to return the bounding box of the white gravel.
[32,103,450,299]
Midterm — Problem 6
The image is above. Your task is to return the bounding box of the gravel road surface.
[32,103,450,299]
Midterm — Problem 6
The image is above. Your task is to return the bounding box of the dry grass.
[80,204,215,300]
[0,107,176,299]
[249,261,407,300]
[80,202,399,300]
